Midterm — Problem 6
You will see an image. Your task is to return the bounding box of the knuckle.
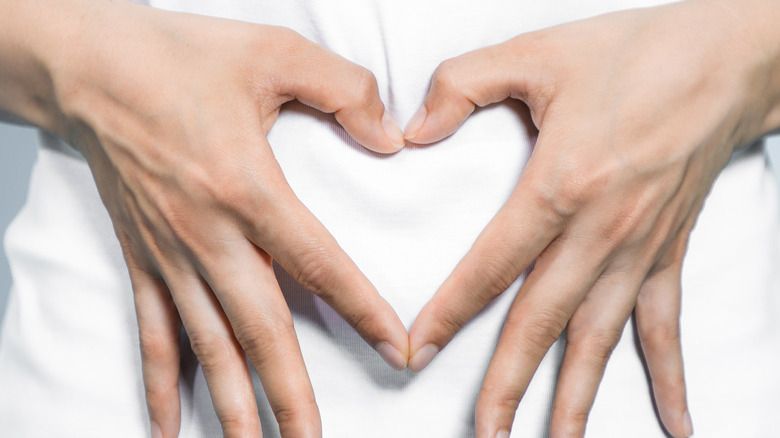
[138,328,173,361]
[554,408,590,437]
[218,410,259,438]
[639,319,680,352]
[567,326,623,369]
[187,330,235,368]
[525,174,580,223]
[347,67,380,108]
[431,59,462,94]
[506,308,568,359]
[525,156,613,221]
[144,383,176,415]
[477,384,522,419]
[233,313,297,363]
[477,253,523,297]
[274,396,319,431]
[292,246,337,295]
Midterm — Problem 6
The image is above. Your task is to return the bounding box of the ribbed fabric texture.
[1,1,779,436]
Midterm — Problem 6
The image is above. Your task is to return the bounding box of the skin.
[0,1,410,437]
[405,0,780,437]
[2,0,780,437]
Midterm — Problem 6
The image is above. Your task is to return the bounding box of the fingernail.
[404,106,427,141]
[682,410,693,437]
[382,111,406,150]
[408,343,439,373]
[151,422,163,438]
[495,430,510,438]
[376,342,407,370]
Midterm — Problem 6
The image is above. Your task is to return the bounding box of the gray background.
[0,123,37,323]
[1,123,780,324]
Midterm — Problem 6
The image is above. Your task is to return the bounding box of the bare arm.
[0,1,408,436]
[406,0,780,436]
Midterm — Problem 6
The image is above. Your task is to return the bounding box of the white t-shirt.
[1,1,779,436]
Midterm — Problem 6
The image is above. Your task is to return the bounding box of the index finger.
[269,28,405,153]
[408,168,563,372]
[237,143,409,370]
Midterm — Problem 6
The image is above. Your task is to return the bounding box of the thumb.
[404,38,545,144]
[271,29,405,154]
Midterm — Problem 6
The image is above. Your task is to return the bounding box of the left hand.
[405,0,780,436]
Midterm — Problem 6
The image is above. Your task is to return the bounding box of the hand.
[23,1,408,436]
[405,1,780,436]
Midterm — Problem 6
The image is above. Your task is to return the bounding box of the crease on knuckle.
[273,396,318,432]
[138,328,173,362]
[555,409,590,437]
[233,313,297,363]
[567,326,623,369]
[477,384,523,421]
[292,245,337,296]
[639,319,680,354]
[187,330,235,370]
[218,410,258,437]
[476,253,523,298]
[506,307,568,360]
[144,383,177,413]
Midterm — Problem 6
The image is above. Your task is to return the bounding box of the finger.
[404,38,543,144]
[549,271,639,437]
[116,188,262,436]
[161,267,262,437]
[250,166,409,370]
[408,169,563,372]
[274,29,405,153]
[636,241,692,438]
[126,253,182,438]
[474,245,601,438]
[198,240,322,437]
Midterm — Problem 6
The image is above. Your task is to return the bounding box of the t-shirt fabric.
[1,1,779,436]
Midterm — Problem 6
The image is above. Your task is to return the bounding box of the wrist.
[700,0,780,141]
[0,0,71,133]
[0,0,134,138]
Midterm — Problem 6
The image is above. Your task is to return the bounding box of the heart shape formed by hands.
[35,1,774,438]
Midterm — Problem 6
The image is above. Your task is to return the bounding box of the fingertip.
[683,410,694,437]
[407,304,448,373]
[151,422,163,438]
[658,402,693,438]
[376,341,407,370]
[382,111,406,151]
[404,106,427,142]
[408,343,439,373]
[404,104,467,145]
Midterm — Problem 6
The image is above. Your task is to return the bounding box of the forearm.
[703,0,780,140]
[746,0,780,136]
[0,0,127,136]
[0,0,63,131]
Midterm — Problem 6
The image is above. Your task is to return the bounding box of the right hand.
[38,1,409,436]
